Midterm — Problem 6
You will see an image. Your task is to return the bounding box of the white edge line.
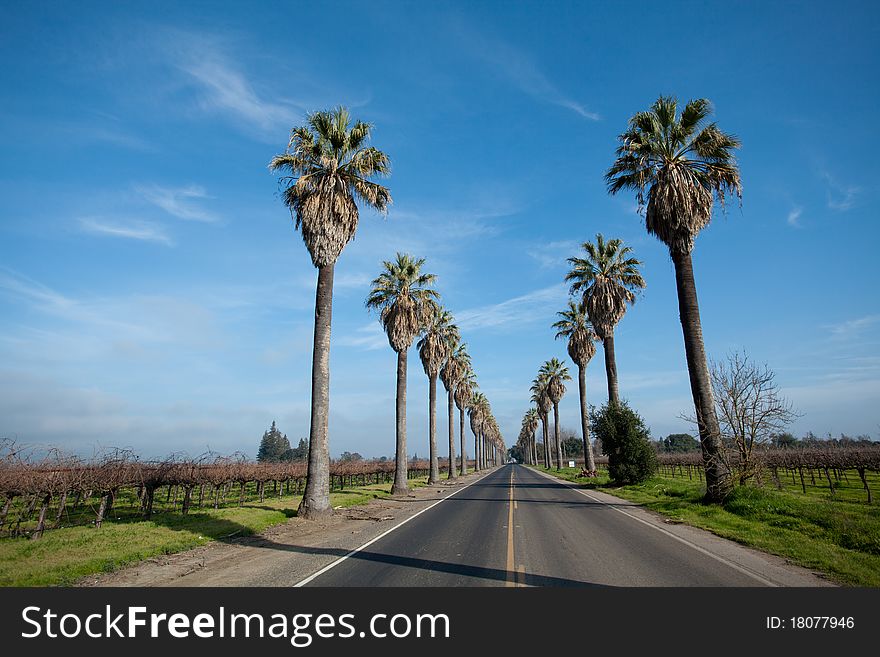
[293,469,498,587]
[528,466,779,587]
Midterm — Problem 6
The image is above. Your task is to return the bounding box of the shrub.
[591,401,657,484]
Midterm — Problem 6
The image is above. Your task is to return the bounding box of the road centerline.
[505,467,515,587]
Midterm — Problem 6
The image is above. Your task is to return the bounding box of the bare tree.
[710,351,800,484]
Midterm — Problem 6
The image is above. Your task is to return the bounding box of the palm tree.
[440,342,470,479]
[516,421,531,464]
[605,96,741,502]
[469,392,489,471]
[553,300,598,473]
[566,234,645,407]
[455,369,477,475]
[530,374,553,469]
[524,408,540,465]
[269,107,390,520]
[484,414,499,468]
[366,253,439,495]
[417,306,459,484]
[540,358,571,470]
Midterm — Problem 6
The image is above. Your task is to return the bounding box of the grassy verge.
[531,465,880,586]
[0,478,428,587]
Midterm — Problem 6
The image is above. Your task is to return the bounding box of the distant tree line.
[649,431,876,454]
[257,422,374,464]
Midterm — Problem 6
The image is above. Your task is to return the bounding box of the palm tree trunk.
[554,403,562,470]
[531,431,537,465]
[298,263,334,520]
[392,349,410,495]
[474,429,480,471]
[459,407,467,475]
[603,333,620,406]
[447,390,457,479]
[542,417,550,468]
[672,250,732,502]
[578,365,595,472]
[427,375,440,484]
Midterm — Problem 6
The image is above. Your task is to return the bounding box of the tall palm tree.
[269,107,390,520]
[553,300,598,473]
[540,358,572,470]
[566,235,644,407]
[366,253,439,495]
[605,95,740,502]
[417,307,459,485]
[484,414,499,468]
[455,369,476,475]
[469,392,489,471]
[519,413,532,464]
[516,421,531,464]
[524,408,540,465]
[440,342,470,479]
[530,374,553,469]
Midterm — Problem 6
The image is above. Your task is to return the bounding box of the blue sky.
[1,1,878,459]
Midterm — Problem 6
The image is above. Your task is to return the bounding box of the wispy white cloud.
[157,29,305,140]
[137,183,218,222]
[827,314,880,340]
[391,195,521,234]
[336,321,388,351]
[455,23,599,120]
[177,55,299,133]
[0,268,77,316]
[526,239,579,268]
[786,206,803,228]
[78,217,173,245]
[334,271,373,290]
[455,284,568,331]
[0,268,219,347]
[822,172,860,211]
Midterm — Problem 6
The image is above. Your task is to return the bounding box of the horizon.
[2,1,879,460]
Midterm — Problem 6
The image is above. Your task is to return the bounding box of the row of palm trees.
[272,94,742,514]
[517,235,644,472]
[516,96,742,502]
[269,108,503,520]
[365,253,505,495]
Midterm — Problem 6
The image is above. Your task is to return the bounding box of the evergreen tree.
[285,438,309,461]
[662,433,700,453]
[591,401,657,484]
[257,421,292,462]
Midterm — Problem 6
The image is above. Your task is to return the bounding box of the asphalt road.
[300,464,818,587]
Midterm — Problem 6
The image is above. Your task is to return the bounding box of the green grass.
[532,465,880,587]
[0,477,428,587]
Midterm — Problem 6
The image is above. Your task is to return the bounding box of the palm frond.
[606,95,741,257]
[269,106,393,267]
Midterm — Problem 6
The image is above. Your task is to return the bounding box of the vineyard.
[0,442,464,540]
[567,446,880,503]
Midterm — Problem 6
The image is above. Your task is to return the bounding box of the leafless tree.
[710,351,800,484]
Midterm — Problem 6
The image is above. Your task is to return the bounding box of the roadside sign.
[568,460,575,468]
